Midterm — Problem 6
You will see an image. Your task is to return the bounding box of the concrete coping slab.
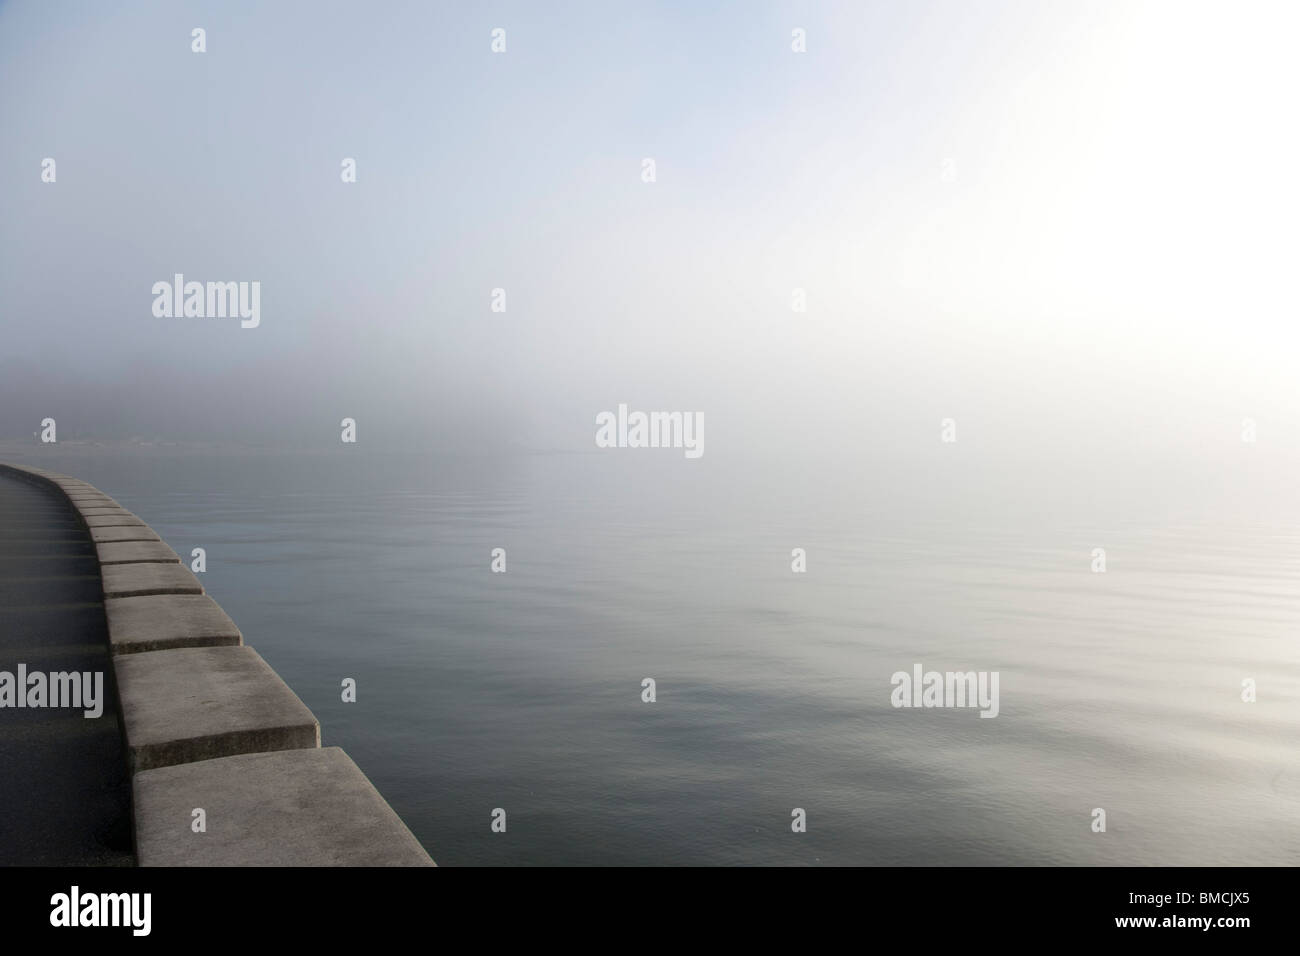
[3,460,432,867]
[90,526,161,544]
[105,593,242,655]
[113,645,320,772]
[132,748,434,866]
[101,562,203,599]
[83,514,149,528]
[95,540,182,566]
[0,464,58,482]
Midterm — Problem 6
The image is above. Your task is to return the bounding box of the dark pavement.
[0,471,133,865]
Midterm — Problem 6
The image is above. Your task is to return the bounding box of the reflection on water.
[7,447,1299,865]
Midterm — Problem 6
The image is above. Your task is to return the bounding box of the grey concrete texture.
[90,525,161,544]
[113,645,320,772]
[132,748,435,866]
[96,540,181,566]
[101,562,203,599]
[83,513,148,528]
[66,496,120,507]
[106,593,242,655]
[3,462,432,869]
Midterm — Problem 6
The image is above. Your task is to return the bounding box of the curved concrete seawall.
[0,462,435,867]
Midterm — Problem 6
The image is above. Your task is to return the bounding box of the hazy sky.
[2,0,1297,468]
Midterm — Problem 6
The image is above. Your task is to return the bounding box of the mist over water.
[3,0,1299,865]
[6,444,1296,865]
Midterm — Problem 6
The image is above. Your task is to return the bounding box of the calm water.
[6,446,1299,865]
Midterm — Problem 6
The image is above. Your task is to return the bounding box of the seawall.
[0,461,435,867]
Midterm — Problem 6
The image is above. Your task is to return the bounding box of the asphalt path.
[0,471,133,865]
